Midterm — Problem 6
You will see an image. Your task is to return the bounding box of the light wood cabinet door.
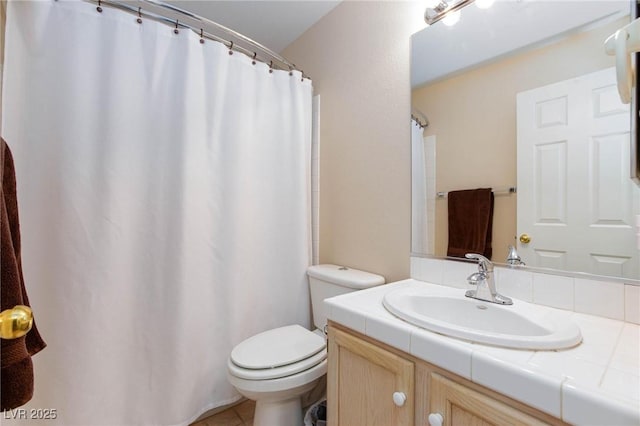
[328,327,414,426]
[429,373,549,426]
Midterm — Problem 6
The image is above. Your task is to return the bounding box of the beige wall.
[283,2,426,282]
[412,17,623,261]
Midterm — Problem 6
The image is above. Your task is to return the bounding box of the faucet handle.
[465,253,493,273]
[467,272,484,286]
[506,245,525,266]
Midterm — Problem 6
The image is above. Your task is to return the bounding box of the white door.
[517,67,639,279]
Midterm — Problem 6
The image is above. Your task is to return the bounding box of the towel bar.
[437,186,517,199]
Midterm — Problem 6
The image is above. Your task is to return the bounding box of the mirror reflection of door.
[517,67,640,279]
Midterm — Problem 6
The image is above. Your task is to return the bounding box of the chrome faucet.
[506,245,525,267]
[465,253,513,305]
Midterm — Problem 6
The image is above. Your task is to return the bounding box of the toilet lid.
[230,325,326,370]
[228,348,326,381]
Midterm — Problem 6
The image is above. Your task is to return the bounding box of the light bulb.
[442,9,461,26]
[475,0,495,9]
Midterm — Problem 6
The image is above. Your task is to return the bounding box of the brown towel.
[1,138,46,411]
[446,188,494,259]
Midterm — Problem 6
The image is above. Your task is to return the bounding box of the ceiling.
[411,0,631,88]
[164,1,341,53]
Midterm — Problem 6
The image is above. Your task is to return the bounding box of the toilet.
[227,264,385,426]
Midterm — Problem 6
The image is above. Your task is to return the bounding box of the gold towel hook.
[0,306,33,340]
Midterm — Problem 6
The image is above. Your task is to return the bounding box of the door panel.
[429,373,548,426]
[517,67,639,279]
[328,327,414,426]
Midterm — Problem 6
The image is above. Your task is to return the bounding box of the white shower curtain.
[2,2,312,425]
[411,120,428,254]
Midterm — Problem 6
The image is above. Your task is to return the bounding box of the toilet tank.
[307,264,385,331]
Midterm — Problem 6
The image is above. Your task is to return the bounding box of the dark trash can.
[303,399,327,426]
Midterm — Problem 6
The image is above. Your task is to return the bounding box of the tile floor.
[191,400,255,426]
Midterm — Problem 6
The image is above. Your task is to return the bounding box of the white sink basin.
[383,286,582,350]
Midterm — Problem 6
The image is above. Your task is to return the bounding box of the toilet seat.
[229,325,326,381]
[228,348,326,380]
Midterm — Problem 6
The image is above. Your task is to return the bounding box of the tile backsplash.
[410,256,639,324]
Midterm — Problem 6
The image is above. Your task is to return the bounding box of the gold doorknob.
[519,233,531,244]
[0,305,33,339]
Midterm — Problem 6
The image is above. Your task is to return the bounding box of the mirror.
[411,0,640,281]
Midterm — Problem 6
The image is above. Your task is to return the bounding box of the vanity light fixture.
[442,9,461,26]
[425,0,485,26]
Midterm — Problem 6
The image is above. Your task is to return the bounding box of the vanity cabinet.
[429,373,547,426]
[327,326,414,425]
[327,323,566,426]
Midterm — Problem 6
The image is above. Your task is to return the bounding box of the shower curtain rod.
[411,108,429,128]
[84,0,309,79]
[411,114,428,129]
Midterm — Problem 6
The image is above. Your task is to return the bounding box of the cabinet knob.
[392,391,406,407]
[428,412,444,426]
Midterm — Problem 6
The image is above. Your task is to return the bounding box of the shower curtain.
[411,120,428,253]
[2,2,312,425]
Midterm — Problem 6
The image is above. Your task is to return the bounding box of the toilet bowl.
[227,325,327,426]
[227,265,385,426]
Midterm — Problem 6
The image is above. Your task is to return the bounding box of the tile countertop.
[324,279,640,426]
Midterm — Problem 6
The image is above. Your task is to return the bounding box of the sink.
[383,286,582,350]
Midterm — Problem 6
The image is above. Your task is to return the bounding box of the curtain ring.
[228,41,234,55]
[174,20,179,34]
[289,65,293,76]
[251,52,257,65]
[136,7,142,24]
[269,61,274,74]
[301,71,305,82]
[96,0,102,13]
[199,29,205,44]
